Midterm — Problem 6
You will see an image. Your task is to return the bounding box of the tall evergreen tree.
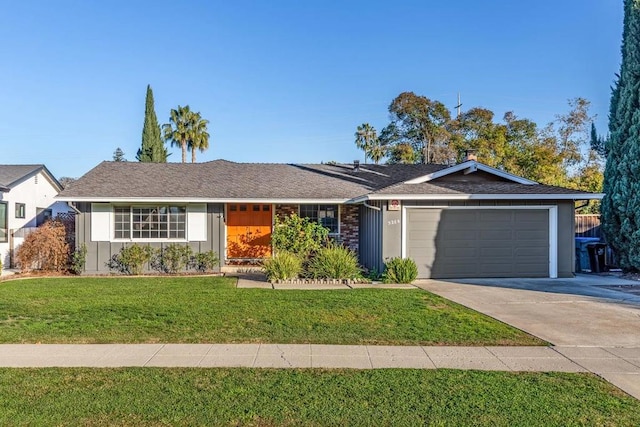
[136,85,168,162]
[601,0,640,271]
[112,147,126,162]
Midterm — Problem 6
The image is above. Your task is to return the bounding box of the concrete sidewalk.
[0,343,638,398]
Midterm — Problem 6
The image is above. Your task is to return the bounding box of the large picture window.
[300,204,339,234]
[114,206,186,240]
[0,202,7,243]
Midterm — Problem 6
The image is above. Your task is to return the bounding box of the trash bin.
[575,237,600,272]
[587,243,608,273]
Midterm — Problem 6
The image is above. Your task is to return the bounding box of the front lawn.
[1,368,638,426]
[0,276,543,345]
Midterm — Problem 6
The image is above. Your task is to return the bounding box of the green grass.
[0,276,543,345]
[0,368,638,426]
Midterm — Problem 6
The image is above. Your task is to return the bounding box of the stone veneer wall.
[340,205,359,252]
[274,204,298,219]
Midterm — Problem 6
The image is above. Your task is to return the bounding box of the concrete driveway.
[414,274,640,347]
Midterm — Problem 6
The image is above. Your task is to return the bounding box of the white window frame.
[112,205,188,242]
[298,204,341,236]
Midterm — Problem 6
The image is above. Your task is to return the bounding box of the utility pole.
[455,93,462,118]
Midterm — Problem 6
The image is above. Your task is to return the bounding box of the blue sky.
[0,1,623,179]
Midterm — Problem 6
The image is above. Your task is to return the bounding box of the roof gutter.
[350,193,604,202]
[0,186,9,193]
[54,196,351,204]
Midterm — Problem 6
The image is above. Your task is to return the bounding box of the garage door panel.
[407,208,549,278]
[479,247,516,257]
[478,230,513,240]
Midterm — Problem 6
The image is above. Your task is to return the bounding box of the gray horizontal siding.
[76,202,224,274]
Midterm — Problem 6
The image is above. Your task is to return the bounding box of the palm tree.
[187,112,210,163]
[355,123,384,164]
[163,105,192,163]
[368,139,387,164]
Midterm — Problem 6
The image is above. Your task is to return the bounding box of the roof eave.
[355,193,604,201]
[55,196,351,204]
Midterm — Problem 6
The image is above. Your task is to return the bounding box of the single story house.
[0,164,71,270]
[56,158,602,278]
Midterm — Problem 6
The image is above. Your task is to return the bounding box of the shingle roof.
[0,164,46,190]
[57,160,599,201]
[372,181,593,196]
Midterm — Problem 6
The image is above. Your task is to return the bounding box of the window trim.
[298,204,340,236]
[15,203,25,219]
[112,205,188,242]
[0,201,7,243]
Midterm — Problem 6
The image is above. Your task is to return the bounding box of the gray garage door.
[406,208,549,278]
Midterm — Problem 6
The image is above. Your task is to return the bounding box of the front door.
[226,204,272,258]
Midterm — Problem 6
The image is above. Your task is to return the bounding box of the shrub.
[192,250,220,273]
[262,252,303,281]
[70,244,87,275]
[382,257,418,284]
[107,244,154,275]
[16,220,69,272]
[271,214,329,258]
[153,244,193,274]
[307,244,361,279]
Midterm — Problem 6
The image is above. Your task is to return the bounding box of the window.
[0,202,7,243]
[15,203,25,219]
[300,204,339,234]
[114,206,186,240]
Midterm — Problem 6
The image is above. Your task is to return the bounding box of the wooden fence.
[575,214,601,238]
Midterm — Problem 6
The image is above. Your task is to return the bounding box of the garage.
[405,207,552,279]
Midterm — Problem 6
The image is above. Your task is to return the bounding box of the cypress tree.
[602,0,640,271]
[136,85,168,162]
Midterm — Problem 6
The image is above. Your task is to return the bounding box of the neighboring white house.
[0,165,71,270]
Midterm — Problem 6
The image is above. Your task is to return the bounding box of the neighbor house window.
[15,203,25,219]
[300,204,339,234]
[114,206,186,239]
[0,202,7,243]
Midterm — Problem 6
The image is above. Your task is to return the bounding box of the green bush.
[192,250,220,273]
[70,244,87,275]
[382,257,418,284]
[307,245,361,279]
[262,252,302,281]
[154,244,193,274]
[107,244,154,275]
[271,214,329,258]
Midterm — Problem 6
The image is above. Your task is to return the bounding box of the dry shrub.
[16,220,70,272]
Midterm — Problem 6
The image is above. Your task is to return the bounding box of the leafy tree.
[112,147,126,162]
[163,105,193,163]
[380,92,453,164]
[58,177,76,189]
[450,107,508,168]
[137,85,168,163]
[187,111,210,163]
[602,0,640,271]
[554,97,593,168]
[355,123,385,164]
[387,143,416,164]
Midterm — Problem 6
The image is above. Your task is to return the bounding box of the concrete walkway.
[0,343,638,398]
[413,274,640,399]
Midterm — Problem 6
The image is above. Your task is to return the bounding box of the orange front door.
[226,204,272,258]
